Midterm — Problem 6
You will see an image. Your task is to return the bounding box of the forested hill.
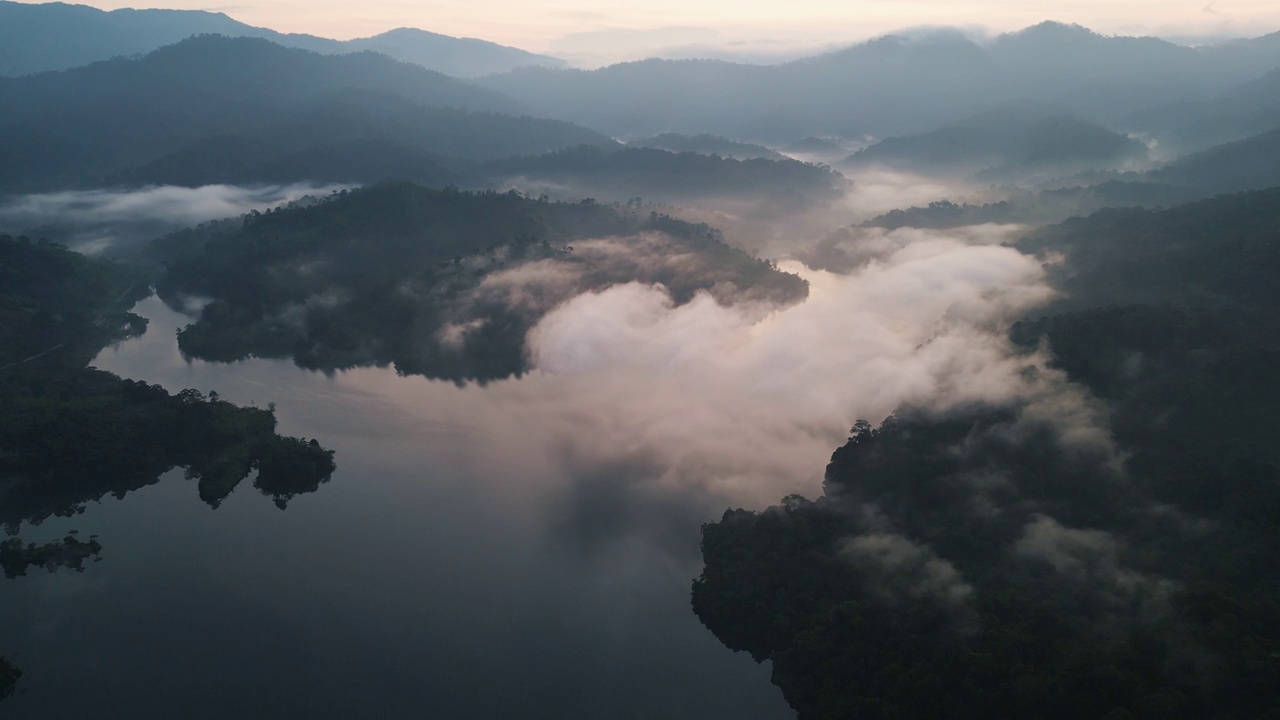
[1015,187,1280,309]
[0,35,610,191]
[485,145,847,203]
[691,188,1280,719]
[845,108,1147,179]
[156,182,808,382]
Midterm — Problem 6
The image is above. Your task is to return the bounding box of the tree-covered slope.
[691,189,1280,719]
[845,108,1147,178]
[156,182,808,382]
[1015,187,1280,309]
[478,22,1280,141]
[485,145,847,203]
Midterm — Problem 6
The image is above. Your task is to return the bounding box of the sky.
[21,0,1280,64]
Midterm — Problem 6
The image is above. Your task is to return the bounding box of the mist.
[0,183,349,255]
[262,221,1069,549]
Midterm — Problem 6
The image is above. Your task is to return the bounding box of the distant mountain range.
[0,35,601,190]
[0,0,565,77]
[0,34,847,202]
[477,22,1280,142]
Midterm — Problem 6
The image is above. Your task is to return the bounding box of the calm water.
[0,297,790,718]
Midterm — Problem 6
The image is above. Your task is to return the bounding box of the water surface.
[0,297,789,718]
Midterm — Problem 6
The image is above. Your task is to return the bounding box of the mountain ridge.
[0,0,564,77]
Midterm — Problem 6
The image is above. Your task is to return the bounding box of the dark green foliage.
[0,367,335,523]
[1013,305,1280,521]
[0,235,336,520]
[0,234,151,368]
[157,182,808,382]
[0,237,336,525]
[694,188,1280,719]
[1016,187,1280,310]
[696,407,1280,719]
[0,656,18,700]
[0,533,102,578]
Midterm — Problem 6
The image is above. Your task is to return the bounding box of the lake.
[0,296,792,718]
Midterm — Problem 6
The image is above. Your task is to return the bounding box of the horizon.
[8,0,1280,67]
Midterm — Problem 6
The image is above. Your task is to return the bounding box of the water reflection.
[0,297,789,718]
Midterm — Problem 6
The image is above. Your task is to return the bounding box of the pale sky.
[24,0,1280,65]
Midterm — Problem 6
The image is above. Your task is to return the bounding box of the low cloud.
[504,235,1073,531]
[1017,514,1175,608]
[663,168,1007,261]
[0,183,349,255]
[840,533,974,606]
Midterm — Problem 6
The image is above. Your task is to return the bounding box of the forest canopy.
[692,188,1280,720]
[157,182,809,382]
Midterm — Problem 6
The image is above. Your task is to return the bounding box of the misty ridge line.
[0,0,566,77]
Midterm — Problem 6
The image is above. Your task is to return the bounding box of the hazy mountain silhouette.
[1127,68,1280,153]
[0,36,606,190]
[478,22,1280,143]
[0,0,564,77]
[344,27,565,77]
